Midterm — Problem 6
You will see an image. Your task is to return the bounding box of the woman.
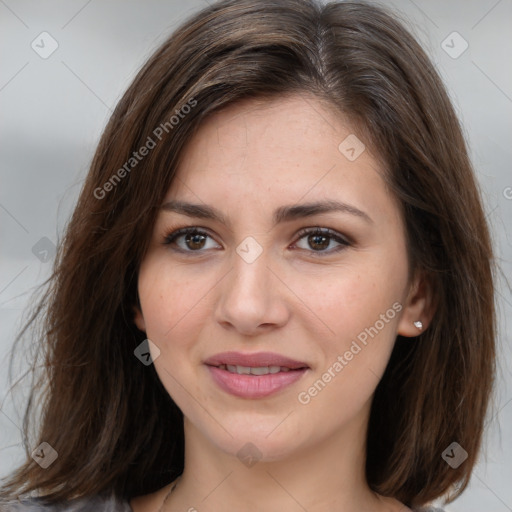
[0,0,495,511]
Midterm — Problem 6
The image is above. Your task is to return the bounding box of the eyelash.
[162,226,351,257]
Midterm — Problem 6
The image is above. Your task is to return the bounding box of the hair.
[0,0,496,508]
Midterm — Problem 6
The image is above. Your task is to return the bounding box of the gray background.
[0,0,511,510]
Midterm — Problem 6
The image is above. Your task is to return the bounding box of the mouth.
[213,364,304,375]
[204,351,310,399]
[204,351,309,370]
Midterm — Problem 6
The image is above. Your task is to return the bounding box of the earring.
[413,320,423,330]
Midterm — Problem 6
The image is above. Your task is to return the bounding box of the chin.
[201,412,309,464]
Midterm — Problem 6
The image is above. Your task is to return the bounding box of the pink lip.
[204,351,308,369]
[207,366,308,399]
[204,351,309,399]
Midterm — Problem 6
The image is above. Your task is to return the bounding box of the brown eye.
[308,233,330,251]
[184,232,207,250]
[294,227,351,255]
[163,228,221,252]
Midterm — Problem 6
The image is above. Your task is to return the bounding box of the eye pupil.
[186,232,207,250]
[166,227,347,255]
[309,234,329,251]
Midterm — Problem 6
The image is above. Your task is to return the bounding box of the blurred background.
[1,1,511,510]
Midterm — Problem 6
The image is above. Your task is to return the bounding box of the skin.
[131,94,432,512]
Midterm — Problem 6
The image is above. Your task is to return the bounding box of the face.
[134,94,428,462]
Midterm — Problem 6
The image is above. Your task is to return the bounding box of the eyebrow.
[161,199,373,227]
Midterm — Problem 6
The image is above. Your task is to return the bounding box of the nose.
[214,244,290,336]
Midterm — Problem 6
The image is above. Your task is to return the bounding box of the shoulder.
[0,493,132,512]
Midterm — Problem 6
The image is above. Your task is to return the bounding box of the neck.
[162,400,394,512]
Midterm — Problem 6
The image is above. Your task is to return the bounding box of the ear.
[133,303,146,332]
[397,270,436,337]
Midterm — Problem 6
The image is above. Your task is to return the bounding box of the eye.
[162,226,351,256]
[163,227,221,253]
[293,227,351,255]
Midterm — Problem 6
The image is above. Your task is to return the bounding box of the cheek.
[295,295,402,430]
[300,257,406,391]
[137,257,214,344]
[137,258,212,407]
[300,260,405,343]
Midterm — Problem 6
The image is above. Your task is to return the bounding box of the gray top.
[0,495,447,511]
[0,494,131,512]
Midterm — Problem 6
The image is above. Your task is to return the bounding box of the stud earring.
[413,320,423,330]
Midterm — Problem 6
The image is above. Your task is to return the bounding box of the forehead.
[166,94,394,224]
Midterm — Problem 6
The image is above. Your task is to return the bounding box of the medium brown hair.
[0,0,496,508]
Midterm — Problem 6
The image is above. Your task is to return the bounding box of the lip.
[204,351,309,399]
[204,351,309,369]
